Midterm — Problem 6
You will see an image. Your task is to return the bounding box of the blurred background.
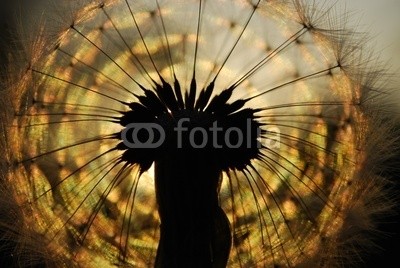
[0,0,399,267]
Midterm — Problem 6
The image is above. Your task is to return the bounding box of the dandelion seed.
[0,0,397,267]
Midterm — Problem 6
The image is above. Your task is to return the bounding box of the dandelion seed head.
[0,0,397,267]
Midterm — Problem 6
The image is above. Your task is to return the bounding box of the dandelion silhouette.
[0,0,397,267]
